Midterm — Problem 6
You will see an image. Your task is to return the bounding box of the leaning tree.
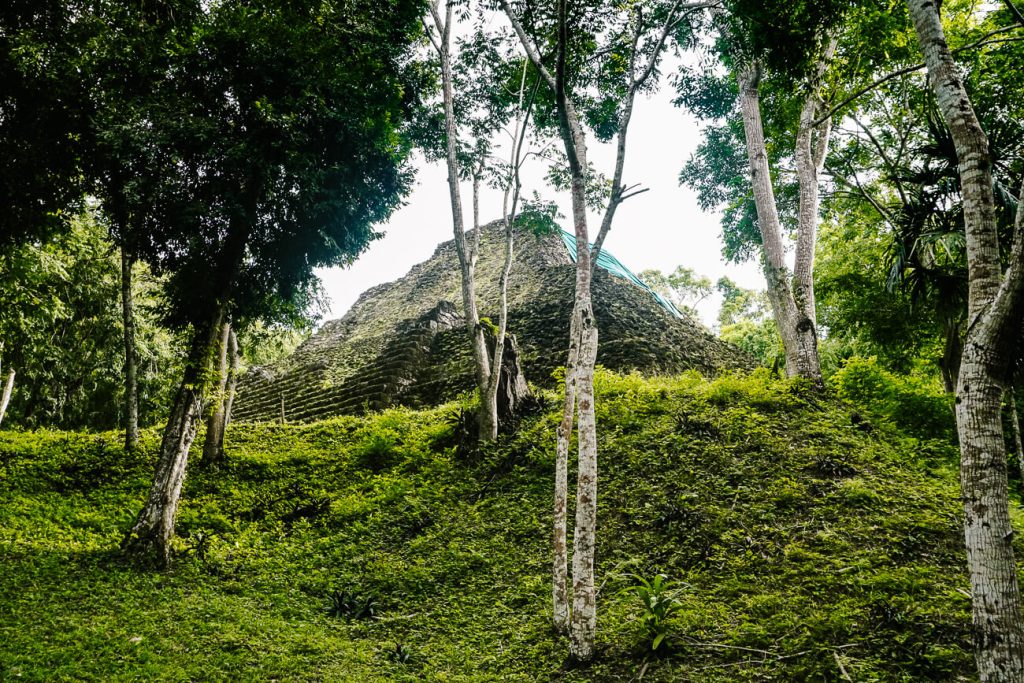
[120,0,424,566]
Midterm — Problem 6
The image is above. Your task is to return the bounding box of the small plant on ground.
[623,573,685,653]
[388,642,412,664]
[325,587,379,620]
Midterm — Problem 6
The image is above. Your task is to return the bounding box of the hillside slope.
[0,370,982,681]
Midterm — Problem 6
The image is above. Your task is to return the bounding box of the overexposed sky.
[315,62,765,329]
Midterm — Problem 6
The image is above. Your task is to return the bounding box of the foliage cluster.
[829,356,956,443]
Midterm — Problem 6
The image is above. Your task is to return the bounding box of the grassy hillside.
[0,369,986,681]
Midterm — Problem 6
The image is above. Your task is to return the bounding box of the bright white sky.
[315,60,765,329]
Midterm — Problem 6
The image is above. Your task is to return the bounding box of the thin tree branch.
[423,17,442,55]
[849,114,908,205]
[826,164,895,226]
[1005,0,1024,27]
[497,0,557,91]
[632,0,683,91]
[813,25,1024,126]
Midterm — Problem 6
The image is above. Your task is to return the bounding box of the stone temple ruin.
[232,222,751,423]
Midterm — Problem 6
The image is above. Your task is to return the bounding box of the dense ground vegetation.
[0,370,986,681]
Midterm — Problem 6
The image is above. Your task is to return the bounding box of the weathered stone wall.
[232,222,752,423]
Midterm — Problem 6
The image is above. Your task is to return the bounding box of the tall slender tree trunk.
[500,0,599,655]
[427,1,494,442]
[908,1,1024,679]
[122,308,225,566]
[222,328,240,432]
[552,0,599,660]
[482,59,533,442]
[121,247,139,452]
[500,0,675,656]
[123,213,251,567]
[202,322,232,466]
[552,307,579,635]
[735,62,825,383]
[0,365,14,427]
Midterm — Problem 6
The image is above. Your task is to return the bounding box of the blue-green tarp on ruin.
[559,230,684,319]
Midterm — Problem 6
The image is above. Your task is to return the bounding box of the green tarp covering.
[559,230,683,318]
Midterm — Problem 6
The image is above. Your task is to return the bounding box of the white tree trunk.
[553,307,580,634]
[482,60,532,442]
[499,0,600,657]
[500,0,676,656]
[908,0,1024,678]
[0,366,14,427]
[428,1,495,441]
[735,62,823,382]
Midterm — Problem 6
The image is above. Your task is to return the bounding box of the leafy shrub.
[830,356,955,441]
[354,432,399,472]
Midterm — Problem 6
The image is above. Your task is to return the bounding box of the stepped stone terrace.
[232,222,751,423]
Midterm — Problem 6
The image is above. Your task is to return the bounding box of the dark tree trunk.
[202,322,232,466]
[484,332,533,431]
[122,308,225,567]
[222,328,240,432]
[940,316,963,394]
[122,248,139,451]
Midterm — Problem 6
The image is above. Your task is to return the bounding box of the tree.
[679,1,869,384]
[639,266,712,317]
[120,0,424,566]
[201,322,234,466]
[726,8,841,383]
[907,0,1024,677]
[0,210,160,430]
[422,1,536,442]
[83,1,201,451]
[500,0,695,659]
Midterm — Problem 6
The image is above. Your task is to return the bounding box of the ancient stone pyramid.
[232,222,751,423]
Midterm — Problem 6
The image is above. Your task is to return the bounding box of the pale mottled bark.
[202,322,232,466]
[552,307,578,635]
[909,0,1024,678]
[427,1,494,441]
[0,366,14,427]
[500,0,678,657]
[569,283,599,660]
[553,0,598,658]
[483,61,532,442]
[122,310,225,566]
[735,54,829,384]
[500,0,598,655]
[121,248,139,452]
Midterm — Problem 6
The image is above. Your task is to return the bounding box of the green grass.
[0,369,983,681]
